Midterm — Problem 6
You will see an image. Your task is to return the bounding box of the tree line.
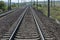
[0,1,17,12]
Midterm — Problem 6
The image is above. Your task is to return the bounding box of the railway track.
[33,7,60,40]
[1,7,45,40]
[0,7,25,18]
[0,7,26,39]
[0,9,16,18]
[1,6,60,40]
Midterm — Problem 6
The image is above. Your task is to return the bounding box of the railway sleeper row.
[14,7,41,40]
[0,7,56,40]
[32,7,57,40]
[0,7,28,40]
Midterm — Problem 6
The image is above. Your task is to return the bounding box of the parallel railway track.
[0,9,16,18]
[0,7,25,18]
[0,7,26,39]
[0,7,60,40]
[1,7,45,40]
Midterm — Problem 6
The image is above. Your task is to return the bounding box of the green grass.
[50,7,60,21]
[34,5,60,21]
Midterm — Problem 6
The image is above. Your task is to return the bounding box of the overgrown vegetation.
[50,7,60,21]
[0,1,18,14]
[0,1,7,12]
[11,3,17,9]
[33,4,60,21]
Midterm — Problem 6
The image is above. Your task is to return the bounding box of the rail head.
[9,7,28,40]
[0,9,17,17]
[30,7,45,40]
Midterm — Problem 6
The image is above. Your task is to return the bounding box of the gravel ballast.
[0,8,25,38]
[33,8,60,40]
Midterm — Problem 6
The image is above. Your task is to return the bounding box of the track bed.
[33,8,60,40]
[0,7,25,39]
[15,8,40,40]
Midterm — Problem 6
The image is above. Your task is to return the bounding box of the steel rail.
[31,7,45,40]
[0,9,17,17]
[9,7,28,40]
